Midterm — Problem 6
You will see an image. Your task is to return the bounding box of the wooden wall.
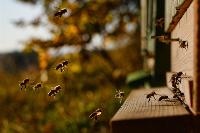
[171,2,194,77]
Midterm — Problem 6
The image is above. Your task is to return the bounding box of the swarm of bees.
[89,108,102,121]
[19,78,30,90]
[54,8,67,17]
[169,71,190,104]
[115,90,125,104]
[48,85,62,97]
[169,71,187,88]
[55,60,69,72]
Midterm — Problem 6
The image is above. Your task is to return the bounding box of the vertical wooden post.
[193,0,200,114]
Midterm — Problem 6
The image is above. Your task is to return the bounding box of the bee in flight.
[89,108,102,121]
[115,90,125,104]
[178,40,188,50]
[55,60,69,72]
[48,85,62,97]
[54,8,67,17]
[146,91,157,102]
[19,78,30,90]
[33,83,42,91]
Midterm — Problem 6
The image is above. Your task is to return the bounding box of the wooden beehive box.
[110,0,200,132]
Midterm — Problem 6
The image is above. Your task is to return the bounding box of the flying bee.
[55,63,64,72]
[179,40,188,50]
[115,90,125,104]
[146,91,157,102]
[19,78,30,90]
[33,83,42,91]
[48,85,62,97]
[89,108,102,121]
[155,18,164,28]
[158,95,169,101]
[54,8,67,17]
[62,60,69,67]
[55,60,70,72]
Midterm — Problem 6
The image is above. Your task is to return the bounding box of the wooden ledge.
[110,87,192,133]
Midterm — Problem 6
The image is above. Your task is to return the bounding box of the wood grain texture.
[110,87,192,133]
[165,0,185,31]
[171,1,194,77]
[193,0,200,114]
[166,0,193,33]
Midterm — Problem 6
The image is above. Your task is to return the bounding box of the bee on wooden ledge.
[146,91,157,102]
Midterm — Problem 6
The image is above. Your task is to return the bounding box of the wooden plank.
[171,1,194,77]
[193,0,200,114]
[110,87,192,133]
[166,0,193,33]
[165,0,185,31]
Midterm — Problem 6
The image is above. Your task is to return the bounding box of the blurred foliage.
[1,0,142,132]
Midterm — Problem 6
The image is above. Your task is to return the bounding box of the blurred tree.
[9,1,142,132]
[16,0,141,85]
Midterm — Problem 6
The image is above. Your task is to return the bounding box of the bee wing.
[48,90,54,96]
[120,92,125,97]
[62,60,69,66]
[89,112,96,119]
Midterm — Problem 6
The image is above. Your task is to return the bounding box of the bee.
[55,60,70,72]
[54,8,67,17]
[179,40,188,50]
[170,72,190,89]
[158,95,169,101]
[48,85,62,97]
[89,108,102,121]
[19,78,30,90]
[146,91,157,102]
[55,63,64,72]
[13,19,26,27]
[115,90,125,103]
[62,60,69,67]
[33,83,42,91]
[155,18,164,28]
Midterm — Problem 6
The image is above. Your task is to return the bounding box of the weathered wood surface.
[165,0,193,33]
[171,1,194,77]
[110,87,192,133]
[193,0,200,114]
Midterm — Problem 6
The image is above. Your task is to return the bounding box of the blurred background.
[0,0,142,132]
